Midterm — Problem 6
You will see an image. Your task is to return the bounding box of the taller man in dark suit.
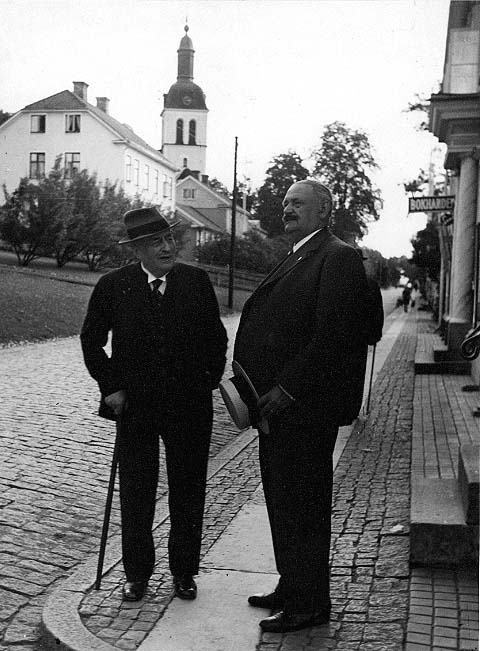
[81,207,227,602]
[234,180,369,633]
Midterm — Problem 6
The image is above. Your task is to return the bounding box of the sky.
[0,0,450,258]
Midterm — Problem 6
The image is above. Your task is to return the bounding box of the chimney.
[73,81,88,101]
[96,97,110,114]
[201,174,209,185]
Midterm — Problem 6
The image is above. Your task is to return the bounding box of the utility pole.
[228,137,238,310]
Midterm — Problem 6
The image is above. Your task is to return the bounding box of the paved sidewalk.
[406,313,478,651]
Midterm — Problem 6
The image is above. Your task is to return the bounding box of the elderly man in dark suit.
[234,180,369,633]
[81,207,227,602]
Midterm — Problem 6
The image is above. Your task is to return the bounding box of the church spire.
[177,24,194,82]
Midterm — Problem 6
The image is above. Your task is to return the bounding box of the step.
[410,477,476,566]
[458,444,480,525]
[433,344,454,362]
[414,359,472,375]
[415,332,471,374]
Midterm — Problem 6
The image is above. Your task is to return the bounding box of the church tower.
[161,25,208,175]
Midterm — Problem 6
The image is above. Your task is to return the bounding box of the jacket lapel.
[258,228,330,290]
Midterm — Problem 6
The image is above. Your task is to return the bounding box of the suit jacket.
[81,262,227,417]
[234,229,369,426]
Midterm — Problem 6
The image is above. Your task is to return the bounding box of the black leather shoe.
[259,609,330,632]
[122,581,147,602]
[173,574,197,600]
[248,591,284,609]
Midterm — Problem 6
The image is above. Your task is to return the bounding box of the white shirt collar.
[292,228,323,253]
[141,263,168,286]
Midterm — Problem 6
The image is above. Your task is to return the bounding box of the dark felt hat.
[119,206,181,244]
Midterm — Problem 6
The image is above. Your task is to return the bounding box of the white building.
[0,81,178,210]
[176,172,253,258]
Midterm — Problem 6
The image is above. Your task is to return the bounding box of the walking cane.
[365,344,377,415]
[95,406,123,591]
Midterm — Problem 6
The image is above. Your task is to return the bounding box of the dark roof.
[23,90,85,111]
[21,90,177,169]
[179,33,193,50]
[177,205,225,232]
[163,80,207,110]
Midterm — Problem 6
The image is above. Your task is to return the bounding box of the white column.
[447,156,478,351]
[471,164,480,382]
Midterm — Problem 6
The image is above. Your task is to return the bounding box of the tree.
[81,181,138,270]
[403,169,429,195]
[208,177,230,198]
[196,229,289,274]
[411,221,441,283]
[386,258,401,287]
[0,177,65,265]
[361,247,393,288]
[51,170,101,267]
[0,110,12,126]
[0,166,144,270]
[406,94,430,131]
[389,255,419,285]
[254,152,309,237]
[311,121,382,241]
[237,180,257,214]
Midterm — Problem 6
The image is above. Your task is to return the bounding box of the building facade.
[0,81,178,210]
[429,1,480,372]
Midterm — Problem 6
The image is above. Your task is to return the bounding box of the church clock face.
[182,94,192,106]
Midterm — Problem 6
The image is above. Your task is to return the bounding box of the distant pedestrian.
[402,285,412,312]
[233,180,370,633]
[410,282,418,309]
[81,207,227,602]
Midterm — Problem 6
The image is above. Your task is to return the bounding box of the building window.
[134,159,139,186]
[29,153,45,179]
[154,170,159,195]
[189,120,196,145]
[64,152,80,178]
[65,114,81,133]
[195,230,212,246]
[163,175,172,199]
[31,115,46,133]
[183,188,195,199]
[176,119,184,144]
[125,155,132,182]
[183,158,188,168]
[144,164,150,190]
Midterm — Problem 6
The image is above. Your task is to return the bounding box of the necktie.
[151,278,163,305]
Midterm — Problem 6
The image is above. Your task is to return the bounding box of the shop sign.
[408,195,455,213]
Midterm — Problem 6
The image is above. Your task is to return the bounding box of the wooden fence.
[189,261,265,293]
